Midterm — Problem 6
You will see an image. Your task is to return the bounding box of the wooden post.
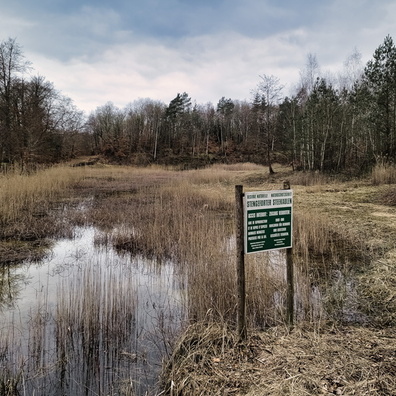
[283,180,294,327]
[235,185,247,340]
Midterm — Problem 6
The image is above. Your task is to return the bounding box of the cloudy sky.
[1,0,395,113]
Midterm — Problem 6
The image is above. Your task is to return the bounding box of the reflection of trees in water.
[0,264,29,310]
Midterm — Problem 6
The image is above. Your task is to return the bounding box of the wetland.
[1,162,396,395]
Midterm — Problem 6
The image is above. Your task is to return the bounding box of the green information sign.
[244,189,293,254]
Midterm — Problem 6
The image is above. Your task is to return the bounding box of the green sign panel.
[244,190,293,254]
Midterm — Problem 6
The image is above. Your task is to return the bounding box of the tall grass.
[290,170,334,187]
[55,262,138,395]
[85,165,346,329]
[0,166,83,225]
[371,162,396,185]
[1,161,375,394]
[1,162,361,329]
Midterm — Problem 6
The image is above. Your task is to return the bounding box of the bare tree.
[299,53,320,96]
[256,74,284,174]
[339,48,363,91]
[0,38,31,163]
[87,102,126,159]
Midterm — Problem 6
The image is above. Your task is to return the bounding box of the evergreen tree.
[363,35,396,160]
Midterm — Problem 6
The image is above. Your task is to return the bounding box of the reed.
[0,165,88,264]
[2,161,384,394]
[183,163,268,185]
[85,165,340,329]
[293,210,335,266]
[358,250,396,326]
[371,162,396,185]
[161,323,396,396]
[55,262,138,395]
[46,163,362,328]
[376,186,396,206]
[0,165,83,226]
[0,260,139,395]
[290,170,334,187]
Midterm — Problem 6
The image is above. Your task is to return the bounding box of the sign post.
[283,180,294,327]
[235,182,294,338]
[235,185,246,340]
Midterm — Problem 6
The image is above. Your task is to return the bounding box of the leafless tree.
[256,74,284,173]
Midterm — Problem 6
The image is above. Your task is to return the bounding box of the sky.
[1,0,395,114]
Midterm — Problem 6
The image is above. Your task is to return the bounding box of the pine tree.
[363,35,396,160]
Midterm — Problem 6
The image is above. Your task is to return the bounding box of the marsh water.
[0,221,365,395]
[1,226,186,395]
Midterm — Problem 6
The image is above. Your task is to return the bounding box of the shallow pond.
[0,222,367,395]
[1,226,185,395]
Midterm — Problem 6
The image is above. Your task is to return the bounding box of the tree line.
[1,35,396,173]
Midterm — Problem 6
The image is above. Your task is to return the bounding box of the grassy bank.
[0,165,85,263]
[0,165,81,225]
[161,322,395,395]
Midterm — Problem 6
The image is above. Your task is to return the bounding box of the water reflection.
[0,264,29,310]
[0,226,185,395]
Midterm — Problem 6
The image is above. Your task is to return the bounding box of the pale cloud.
[0,14,37,46]
[2,0,396,114]
[27,29,308,113]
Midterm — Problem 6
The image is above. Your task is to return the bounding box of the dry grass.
[289,171,335,187]
[0,165,82,225]
[182,163,261,185]
[293,210,335,262]
[371,162,396,185]
[3,160,396,394]
[82,164,304,328]
[2,163,393,327]
[376,186,396,206]
[160,322,239,395]
[0,166,86,260]
[160,322,396,396]
[77,163,384,329]
[85,174,239,325]
[358,249,396,327]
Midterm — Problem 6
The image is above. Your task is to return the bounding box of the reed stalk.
[0,165,83,226]
[371,162,396,185]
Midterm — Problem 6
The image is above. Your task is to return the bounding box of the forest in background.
[1,35,396,173]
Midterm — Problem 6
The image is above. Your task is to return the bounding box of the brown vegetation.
[0,166,84,262]
[1,162,396,395]
[162,322,395,395]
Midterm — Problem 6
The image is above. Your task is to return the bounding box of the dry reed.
[0,260,139,395]
[3,161,393,394]
[376,186,396,206]
[160,323,396,395]
[86,167,299,328]
[55,262,138,395]
[83,164,350,333]
[371,162,396,185]
[0,166,82,225]
[358,249,396,326]
[2,162,373,329]
[289,170,334,187]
